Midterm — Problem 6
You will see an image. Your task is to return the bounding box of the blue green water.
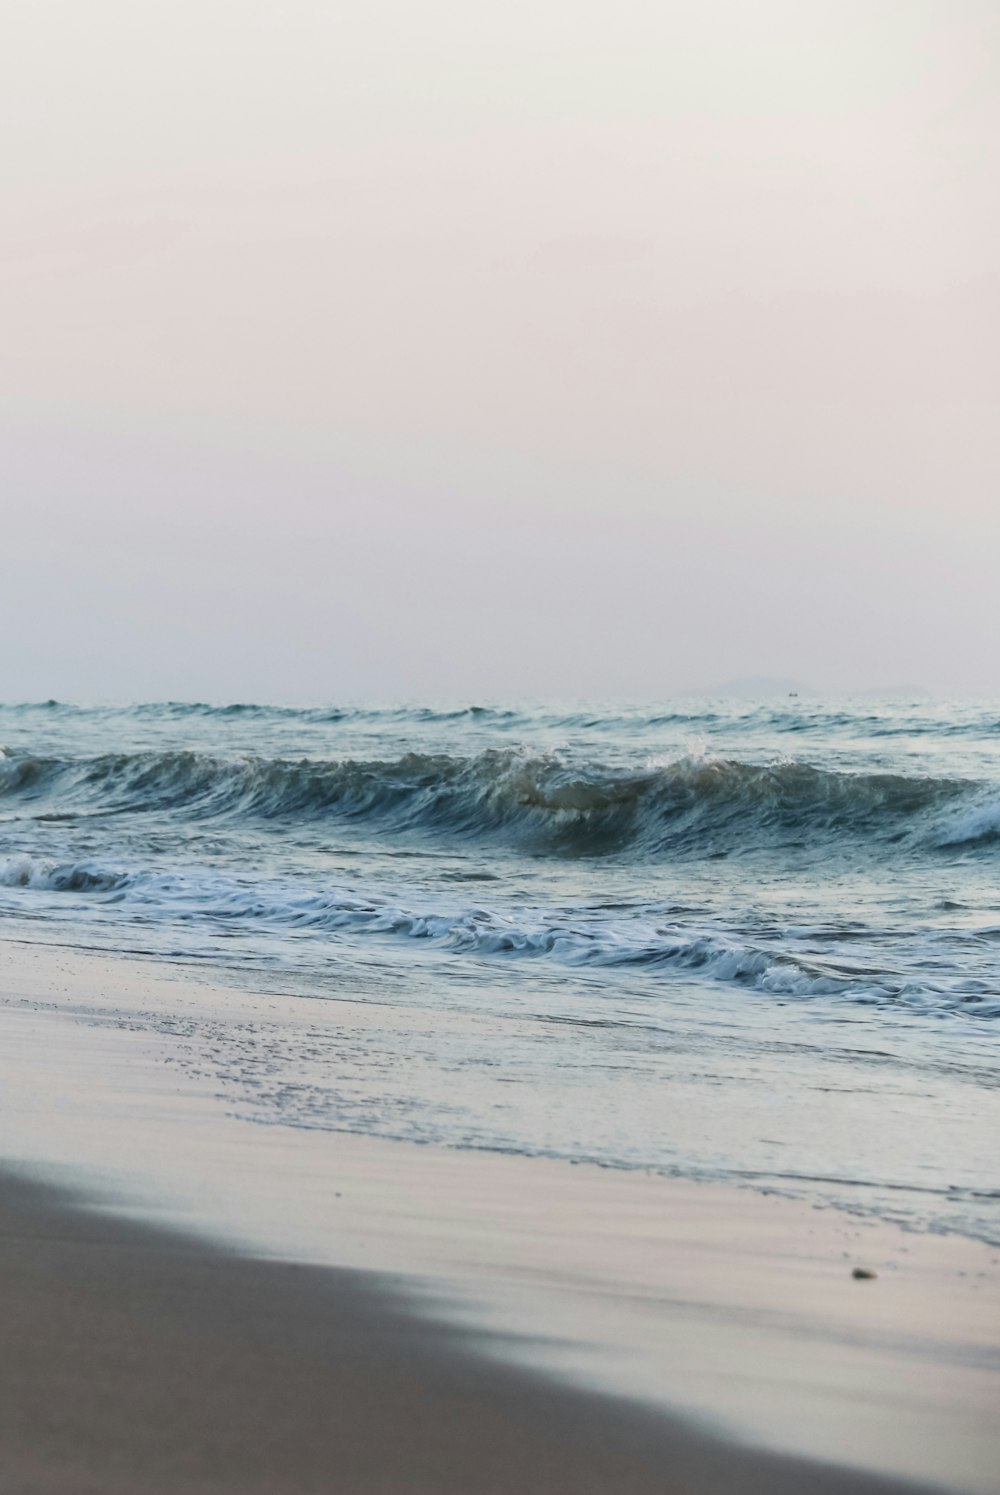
[1,697,997,1240]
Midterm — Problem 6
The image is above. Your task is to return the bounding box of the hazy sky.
[2,0,997,700]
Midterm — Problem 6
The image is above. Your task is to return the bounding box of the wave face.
[1,744,995,859]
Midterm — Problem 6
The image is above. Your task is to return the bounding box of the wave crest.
[3,853,996,1018]
[0,746,990,858]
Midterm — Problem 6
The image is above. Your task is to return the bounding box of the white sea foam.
[0,855,126,891]
[0,854,992,1018]
[935,797,1000,846]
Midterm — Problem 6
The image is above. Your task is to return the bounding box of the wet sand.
[0,1169,944,1495]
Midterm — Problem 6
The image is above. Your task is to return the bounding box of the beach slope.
[0,1169,950,1495]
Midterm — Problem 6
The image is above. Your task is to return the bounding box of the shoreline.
[1,937,998,1492]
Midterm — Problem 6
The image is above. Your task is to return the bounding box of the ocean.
[1,697,997,1243]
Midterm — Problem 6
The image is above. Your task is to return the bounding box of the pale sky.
[2,0,997,701]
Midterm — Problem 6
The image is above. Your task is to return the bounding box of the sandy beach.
[0,939,997,1493]
[0,1167,962,1495]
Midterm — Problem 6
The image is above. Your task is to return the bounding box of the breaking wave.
[0,745,994,859]
[2,852,997,1018]
[0,854,128,892]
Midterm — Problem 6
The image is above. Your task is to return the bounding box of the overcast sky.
[2,0,997,701]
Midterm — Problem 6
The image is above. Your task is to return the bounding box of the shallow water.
[1,697,997,1240]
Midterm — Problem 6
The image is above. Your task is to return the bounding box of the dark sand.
[0,1171,940,1495]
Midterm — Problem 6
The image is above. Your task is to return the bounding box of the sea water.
[0,697,997,1242]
